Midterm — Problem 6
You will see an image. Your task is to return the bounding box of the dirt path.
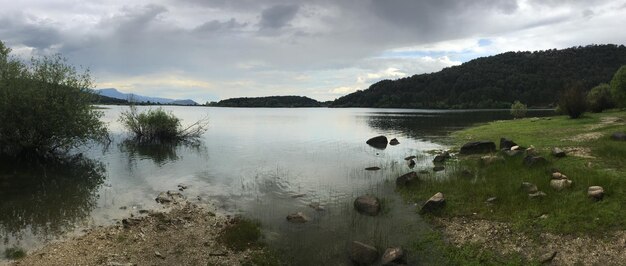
[10,201,263,266]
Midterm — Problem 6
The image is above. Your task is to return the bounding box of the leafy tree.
[559,86,587,119]
[610,65,626,107]
[0,40,107,157]
[587,83,614,112]
[510,100,527,119]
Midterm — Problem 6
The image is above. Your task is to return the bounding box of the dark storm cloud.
[259,4,300,29]
[0,15,62,50]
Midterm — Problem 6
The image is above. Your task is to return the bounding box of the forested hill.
[330,44,626,109]
[209,96,322,107]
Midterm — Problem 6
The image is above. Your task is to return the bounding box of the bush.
[558,86,587,119]
[510,100,528,119]
[587,83,614,112]
[4,247,26,259]
[0,41,107,157]
[119,105,208,142]
[610,65,626,108]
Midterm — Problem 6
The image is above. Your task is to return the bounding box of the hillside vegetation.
[209,95,322,107]
[331,44,626,109]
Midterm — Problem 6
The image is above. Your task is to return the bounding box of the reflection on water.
[0,155,105,247]
[0,107,556,265]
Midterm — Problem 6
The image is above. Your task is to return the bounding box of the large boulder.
[396,172,417,187]
[420,192,445,214]
[611,132,626,141]
[366,135,388,149]
[354,195,381,216]
[286,212,310,223]
[588,186,605,200]
[350,241,379,265]
[500,138,518,150]
[460,141,496,155]
[552,147,566,158]
[523,155,548,167]
[381,247,407,266]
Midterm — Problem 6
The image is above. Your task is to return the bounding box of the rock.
[588,186,605,200]
[433,166,445,172]
[540,251,557,264]
[500,138,518,150]
[503,150,523,157]
[365,166,381,171]
[308,203,325,211]
[480,155,504,166]
[550,179,572,191]
[396,172,417,187]
[528,191,547,199]
[523,155,548,167]
[107,262,135,266]
[354,195,381,216]
[366,135,388,149]
[526,145,537,156]
[154,251,165,259]
[433,151,451,163]
[389,138,400,145]
[156,191,185,204]
[611,132,626,141]
[408,159,416,168]
[122,217,142,228]
[177,183,188,191]
[460,141,497,155]
[486,197,497,203]
[521,182,538,193]
[350,241,379,265]
[291,193,306,198]
[155,192,172,204]
[404,155,417,161]
[552,147,566,158]
[381,247,407,266]
[420,192,445,214]
[511,145,520,151]
[551,172,566,179]
[286,212,310,223]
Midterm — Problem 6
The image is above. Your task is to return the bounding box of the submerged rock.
[460,141,496,155]
[350,241,379,265]
[433,151,451,163]
[286,212,310,223]
[381,247,407,266]
[588,186,605,200]
[354,195,381,216]
[396,172,417,187]
[389,138,400,145]
[420,192,445,214]
[365,166,381,171]
[366,135,388,149]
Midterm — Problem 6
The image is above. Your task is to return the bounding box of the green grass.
[4,247,26,260]
[218,217,263,252]
[401,110,626,235]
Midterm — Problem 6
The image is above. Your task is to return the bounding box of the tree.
[587,83,614,112]
[610,65,626,108]
[558,86,587,119]
[510,100,527,119]
[0,40,107,157]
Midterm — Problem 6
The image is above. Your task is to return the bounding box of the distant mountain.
[92,93,128,104]
[330,44,626,109]
[96,88,198,105]
[209,96,322,107]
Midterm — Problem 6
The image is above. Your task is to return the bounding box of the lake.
[0,107,554,265]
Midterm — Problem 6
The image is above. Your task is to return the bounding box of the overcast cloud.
[1,0,625,102]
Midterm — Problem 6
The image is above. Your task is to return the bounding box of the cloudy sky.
[2,0,626,102]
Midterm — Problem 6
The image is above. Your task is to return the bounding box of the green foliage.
[4,247,26,259]
[119,105,208,142]
[510,101,528,118]
[218,217,262,251]
[587,83,614,113]
[610,65,626,107]
[558,86,587,118]
[331,45,626,108]
[212,96,321,107]
[0,40,107,157]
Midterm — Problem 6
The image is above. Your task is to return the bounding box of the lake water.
[0,107,553,265]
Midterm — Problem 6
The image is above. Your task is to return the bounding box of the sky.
[1,0,626,103]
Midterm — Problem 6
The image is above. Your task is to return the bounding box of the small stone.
[389,138,400,145]
[119,206,127,210]
[528,191,547,199]
[433,166,445,172]
[155,192,171,204]
[552,147,566,158]
[550,179,572,191]
[420,192,445,214]
[396,172,417,187]
[551,172,564,179]
[486,197,497,203]
[365,166,381,171]
[154,251,165,259]
[588,186,605,200]
[511,145,520,151]
[539,251,557,263]
[350,241,379,265]
[286,212,310,223]
[404,155,417,161]
[408,159,416,168]
[500,138,518,150]
[381,247,407,266]
[177,183,188,190]
[521,182,538,193]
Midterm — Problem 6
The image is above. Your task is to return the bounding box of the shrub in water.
[510,100,528,119]
[119,105,208,142]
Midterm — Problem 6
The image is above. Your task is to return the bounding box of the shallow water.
[0,107,553,264]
